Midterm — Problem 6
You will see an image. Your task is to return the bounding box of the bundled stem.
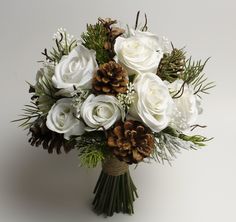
[92,156,138,216]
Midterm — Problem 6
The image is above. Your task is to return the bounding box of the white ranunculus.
[129,73,174,132]
[52,44,98,90]
[167,79,202,131]
[46,98,85,139]
[81,94,125,131]
[114,30,169,75]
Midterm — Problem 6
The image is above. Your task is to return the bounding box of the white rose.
[52,44,98,90]
[129,29,171,53]
[114,30,168,75]
[129,73,174,132]
[167,79,202,131]
[81,94,125,131]
[46,98,85,139]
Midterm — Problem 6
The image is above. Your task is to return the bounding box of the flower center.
[96,104,113,120]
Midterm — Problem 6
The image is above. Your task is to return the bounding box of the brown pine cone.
[29,117,75,154]
[98,17,125,59]
[93,61,128,95]
[98,18,125,41]
[107,120,154,164]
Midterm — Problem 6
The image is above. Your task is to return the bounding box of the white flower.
[46,98,85,139]
[81,94,125,131]
[167,79,202,131]
[130,29,171,53]
[114,30,169,75]
[129,73,174,132]
[52,44,98,90]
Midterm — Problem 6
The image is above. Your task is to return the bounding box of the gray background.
[1,0,235,221]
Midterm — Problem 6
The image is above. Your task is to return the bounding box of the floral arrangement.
[14,12,214,217]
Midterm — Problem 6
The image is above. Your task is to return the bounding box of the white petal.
[64,121,85,140]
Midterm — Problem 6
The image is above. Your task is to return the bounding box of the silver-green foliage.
[152,127,211,164]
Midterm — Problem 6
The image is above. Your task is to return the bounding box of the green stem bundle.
[92,157,138,216]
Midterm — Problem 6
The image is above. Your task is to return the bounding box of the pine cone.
[29,117,75,154]
[93,61,128,95]
[98,17,125,41]
[157,48,185,82]
[98,17,125,59]
[107,120,154,164]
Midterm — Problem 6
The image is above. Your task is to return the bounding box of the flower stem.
[92,169,138,216]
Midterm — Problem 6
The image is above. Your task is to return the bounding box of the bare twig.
[134,11,140,30]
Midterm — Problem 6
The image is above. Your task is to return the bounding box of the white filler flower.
[46,98,85,139]
[129,73,174,132]
[167,79,202,131]
[81,94,125,131]
[52,44,97,90]
[114,30,170,75]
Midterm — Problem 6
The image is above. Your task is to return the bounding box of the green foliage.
[158,48,215,99]
[179,134,212,146]
[179,57,215,97]
[42,29,77,63]
[157,47,186,83]
[81,22,110,64]
[33,66,58,113]
[74,131,107,168]
[79,147,105,168]
[12,101,41,129]
[13,65,58,128]
[152,127,212,164]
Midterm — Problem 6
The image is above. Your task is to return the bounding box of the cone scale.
[92,156,138,216]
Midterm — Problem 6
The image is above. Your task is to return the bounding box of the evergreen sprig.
[13,66,58,128]
[12,101,41,129]
[81,21,110,64]
[180,58,215,97]
[33,69,58,113]
[157,47,186,83]
[74,131,108,168]
[179,134,212,146]
[42,29,77,63]
[79,147,105,168]
[152,127,211,164]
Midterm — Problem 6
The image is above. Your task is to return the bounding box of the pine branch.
[81,21,111,65]
[180,57,215,96]
[152,127,212,164]
[79,147,105,168]
[73,131,108,168]
[157,47,186,83]
[12,103,41,129]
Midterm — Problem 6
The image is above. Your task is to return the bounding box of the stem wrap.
[102,156,128,176]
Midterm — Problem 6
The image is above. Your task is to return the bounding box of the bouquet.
[14,12,214,217]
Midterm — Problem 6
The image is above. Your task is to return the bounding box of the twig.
[134,11,140,30]
[190,124,207,131]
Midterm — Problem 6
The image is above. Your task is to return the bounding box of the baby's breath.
[117,82,135,112]
[53,27,77,47]
[71,87,90,118]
